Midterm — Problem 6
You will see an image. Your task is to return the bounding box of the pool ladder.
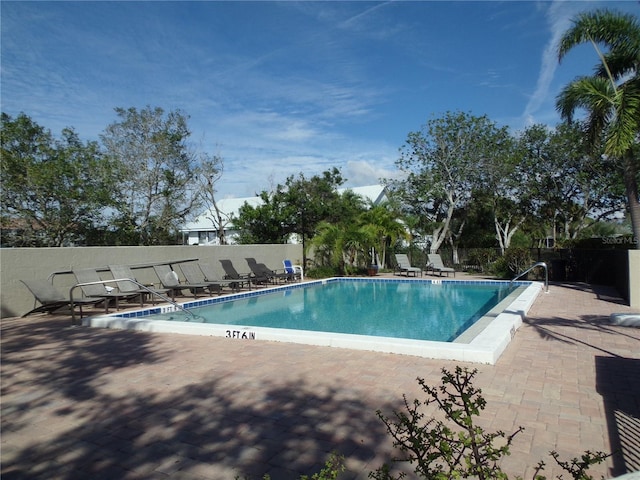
[511,261,549,292]
[69,278,199,323]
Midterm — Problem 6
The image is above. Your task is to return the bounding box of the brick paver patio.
[1,279,639,479]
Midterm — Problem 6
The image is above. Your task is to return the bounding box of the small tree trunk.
[495,216,524,255]
[430,225,446,254]
[495,218,507,256]
[449,219,465,265]
[623,152,640,249]
[215,208,227,245]
[504,224,520,249]
[430,202,455,254]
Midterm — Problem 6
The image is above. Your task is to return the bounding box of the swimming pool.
[141,281,516,342]
[84,278,542,364]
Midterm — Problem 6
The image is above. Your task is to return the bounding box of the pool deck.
[1,275,639,479]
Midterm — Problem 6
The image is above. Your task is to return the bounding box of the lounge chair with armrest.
[153,264,211,299]
[426,253,456,277]
[199,263,246,291]
[178,263,228,296]
[245,258,290,284]
[20,279,102,318]
[219,259,253,289]
[394,253,422,277]
[72,268,139,311]
[108,264,170,306]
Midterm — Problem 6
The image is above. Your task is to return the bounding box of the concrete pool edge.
[82,279,543,365]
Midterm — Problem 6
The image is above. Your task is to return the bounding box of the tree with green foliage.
[474,130,530,254]
[233,168,351,265]
[311,218,377,275]
[454,191,502,250]
[283,168,354,266]
[518,123,625,247]
[310,198,406,274]
[556,9,640,247]
[1,112,119,247]
[234,190,292,245]
[100,106,201,245]
[391,111,510,255]
[359,202,408,268]
[545,122,624,241]
[310,221,343,271]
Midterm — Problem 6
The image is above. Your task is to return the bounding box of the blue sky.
[2,1,638,199]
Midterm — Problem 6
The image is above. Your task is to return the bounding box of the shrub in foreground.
[243,366,609,479]
[370,366,609,480]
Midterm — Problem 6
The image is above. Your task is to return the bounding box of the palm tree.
[556,9,640,246]
[360,203,409,268]
[312,221,377,275]
[311,221,343,271]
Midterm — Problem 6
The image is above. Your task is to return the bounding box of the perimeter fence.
[398,246,631,302]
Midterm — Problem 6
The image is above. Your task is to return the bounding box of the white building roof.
[341,185,387,205]
[181,184,387,233]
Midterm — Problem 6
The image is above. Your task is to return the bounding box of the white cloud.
[345,159,403,187]
[269,121,318,142]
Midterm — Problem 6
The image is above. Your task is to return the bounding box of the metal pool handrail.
[511,261,548,292]
[69,278,198,324]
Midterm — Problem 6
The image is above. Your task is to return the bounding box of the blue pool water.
[145,279,518,342]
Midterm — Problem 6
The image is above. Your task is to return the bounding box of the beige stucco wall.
[629,250,640,309]
[0,245,302,319]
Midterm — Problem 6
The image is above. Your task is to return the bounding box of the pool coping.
[82,278,543,365]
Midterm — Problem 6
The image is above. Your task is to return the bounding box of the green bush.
[491,247,533,279]
[466,248,500,273]
[490,255,511,278]
[300,452,345,480]
[505,247,533,277]
[258,452,345,480]
[305,265,341,278]
[371,366,522,479]
[369,366,609,480]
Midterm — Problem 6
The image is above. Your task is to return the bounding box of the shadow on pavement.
[596,356,640,476]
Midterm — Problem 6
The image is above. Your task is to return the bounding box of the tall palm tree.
[556,9,640,246]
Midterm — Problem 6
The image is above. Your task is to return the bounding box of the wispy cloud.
[520,1,595,127]
[338,0,400,38]
[340,2,391,27]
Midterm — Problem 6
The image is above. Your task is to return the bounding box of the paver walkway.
[1,281,639,479]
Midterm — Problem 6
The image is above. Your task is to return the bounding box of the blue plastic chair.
[283,259,303,281]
